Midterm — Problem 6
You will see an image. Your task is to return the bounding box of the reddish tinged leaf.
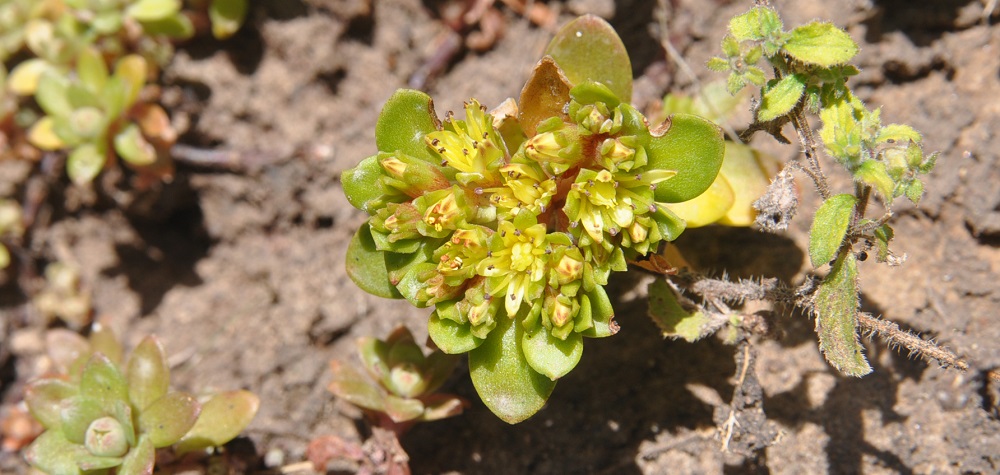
[518,57,572,137]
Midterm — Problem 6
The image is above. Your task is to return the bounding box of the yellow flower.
[424,100,505,184]
[477,217,549,316]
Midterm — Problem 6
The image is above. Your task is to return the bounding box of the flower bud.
[84,416,129,458]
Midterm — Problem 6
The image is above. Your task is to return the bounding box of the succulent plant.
[23,326,259,474]
[24,49,176,184]
[328,327,465,431]
[33,262,93,328]
[342,15,726,423]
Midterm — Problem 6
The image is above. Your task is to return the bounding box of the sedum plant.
[343,15,726,423]
[23,325,260,474]
[328,326,465,432]
[25,49,176,184]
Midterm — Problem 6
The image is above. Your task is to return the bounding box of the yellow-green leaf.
[663,172,734,228]
[784,22,859,67]
[27,117,66,150]
[521,325,583,381]
[809,193,856,268]
[209,0,247,39]
[375,89,440,161]
[647,278,711,342]
[8,58,52,95]
[646,113,726,203]
[345,224,401,299]
[469,309,555,424]
[114,124,157,166]
[544,14,632,102]
[814,253,871,376]
[758,74,806,122]
[174,390,259,453]
[126,0,181,22]
[728,6,783,42]
[67,143,107,185]
[854,160,895,205]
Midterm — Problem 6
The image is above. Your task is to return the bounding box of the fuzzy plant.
[23,325,259,474]
[343,15,731,423]
[645,3,947,380]
[328,326,466,432]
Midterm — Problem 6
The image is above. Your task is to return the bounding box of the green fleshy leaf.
[76,48,108,93]
[521,326,583,380]
[60,396,106,444]
[419,394,465,421]
[114,123,157,166]
[647,278,711,342]
[35,71,71,118]
[384,241,436,285]
[24,430,90,475]
[784,22,859,67]
[383,394,425,423]
[580,286,616,338]
[76,453,124,470]
[0,245,8,269]
[545,14,632,102]
[126,336,170,412]
[138,13,195,39]
[854,160,895,204]
[809,193,856,268]
[375,89,440,161]
[814,253,871,376]
[67,143,107,185]
[428,310,483,354]
[645,113,726,203]
[327,360,387,412]
[346,224,402,299]
[518,56,571,137]
[469,311,555,424]
[25,379,78,430]
[174,390,259,453]
[117,436,154,475]
[113,56,147,108]
[126,0,181,22]
[137,392,200,448]
[728,6,783,42]
[8,58,54,96]
[758,74,806,122]
[89,324,123,367]
[209,0,247,39]
[80,354,129,414]
[394,262,437,307]
[342,155,388,213]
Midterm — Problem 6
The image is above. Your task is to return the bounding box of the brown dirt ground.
[3,0,1000,473]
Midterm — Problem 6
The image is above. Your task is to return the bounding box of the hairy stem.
[857,312,969,372]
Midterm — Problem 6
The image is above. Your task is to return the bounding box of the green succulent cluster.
[24,326,259,475]
[344,15,725,423]
[1,0,247,183]
[328,327,465,430]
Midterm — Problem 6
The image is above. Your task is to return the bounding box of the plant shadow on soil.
[406,227,807,473]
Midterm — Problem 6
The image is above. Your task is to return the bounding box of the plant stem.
[857,312,969,372]
[788,107,831,200]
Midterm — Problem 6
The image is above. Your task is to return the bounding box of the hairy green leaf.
[469,311,555,424]
[545,14,632,102]
[758,74,806,122]
[814,253,871,376]
[728,6,783,42]
[784,22,859,67]
[854,160,895,204]
[647,279,711,342]
[809,194,856,268]
[876,124,921,144]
